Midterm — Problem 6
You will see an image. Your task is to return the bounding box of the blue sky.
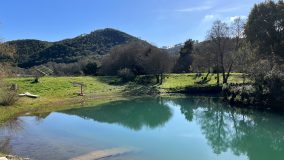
[0,0,263,47]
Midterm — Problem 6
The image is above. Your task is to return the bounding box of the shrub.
[83,62,97,75]
[0,89,18,106]
[249,62,284,107]
[117,68,136,82]
[135,75,156,85]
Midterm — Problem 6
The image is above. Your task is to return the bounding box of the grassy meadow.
[160,73,245,89]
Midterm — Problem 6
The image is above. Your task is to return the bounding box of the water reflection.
[0,97,283,160]
[0,118,23,135]
[0,137,11,154]
[62,97,284,159]
[170,97,284,160]
[0,118,24,155]
[62,98,173,130]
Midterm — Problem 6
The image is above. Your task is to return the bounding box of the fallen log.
[19,92,40,98]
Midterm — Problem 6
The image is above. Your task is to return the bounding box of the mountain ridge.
[6,28,141,68]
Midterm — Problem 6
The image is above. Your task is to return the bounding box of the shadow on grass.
[96,76,126,86]
[164,84,222,94]
[123,83,159,96]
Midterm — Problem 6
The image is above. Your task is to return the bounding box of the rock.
[0,157,8,160]
[69,147,137,160]
[4,155,30,160]
[5,155,13,159]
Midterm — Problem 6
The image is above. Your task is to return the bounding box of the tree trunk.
[222,70,226,84]
[156,75,160,84]
[223,61,233,84]
[160,73,163,85]
[216,56,220,85]
[220,50,226,84]
[242,74,246,84]
[217,71,220,85]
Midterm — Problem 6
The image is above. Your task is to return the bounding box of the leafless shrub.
[0,87,19,106]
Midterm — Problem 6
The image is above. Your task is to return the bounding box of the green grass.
[0,76,126,123]
[5,76,124,98]
[0,73,247,123]
[160,73,246,90]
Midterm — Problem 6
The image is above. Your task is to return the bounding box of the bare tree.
[230,17,250,84]
[207,18,245,84]
[208,20,230,84]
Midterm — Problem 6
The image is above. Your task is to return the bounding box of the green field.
[160,73,245,91]
[0,73,246,123]
[5,76,125,99]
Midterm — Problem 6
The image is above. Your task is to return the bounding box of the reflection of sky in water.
[0,97,283,160]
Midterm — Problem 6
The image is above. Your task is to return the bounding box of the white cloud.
[202,14,217,22]
[176,6,212,12]
[229,16,247,22]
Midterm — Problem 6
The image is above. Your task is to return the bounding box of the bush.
[249,61,284,107]
[117,68,136,82]
[0,89,18,106]
[134,75,157,85]
[83,62,97,75]
[225,61,284,108]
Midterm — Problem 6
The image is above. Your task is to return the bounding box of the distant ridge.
[6,28,141,68]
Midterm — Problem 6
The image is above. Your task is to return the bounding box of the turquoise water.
[0,97,284,160]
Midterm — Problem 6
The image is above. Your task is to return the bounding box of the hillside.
[4,40,51,64]
[6,28,140,68]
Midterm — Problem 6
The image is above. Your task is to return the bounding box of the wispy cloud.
[176,6,212,12]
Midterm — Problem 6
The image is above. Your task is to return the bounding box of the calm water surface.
[0,97,284,160]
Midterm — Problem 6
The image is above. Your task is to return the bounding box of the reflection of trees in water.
[0,118,24,154]
[171,97,284,160]
[33,112,51,123]
[0,137,12,154]
[62,98,172,131]
[0,118,23,135]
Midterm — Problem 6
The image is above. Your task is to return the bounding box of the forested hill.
[6,28,140,68]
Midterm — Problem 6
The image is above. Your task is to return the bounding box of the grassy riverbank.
[0,73,245,123]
